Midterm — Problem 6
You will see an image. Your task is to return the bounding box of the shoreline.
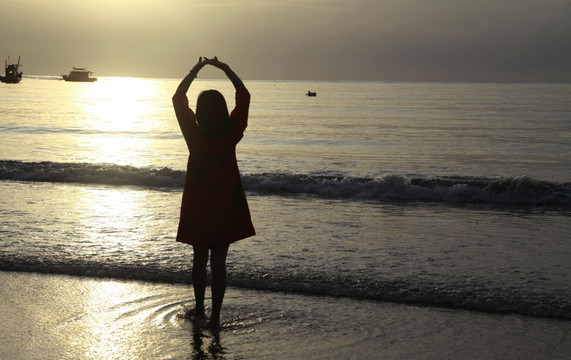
[1,271,570,360]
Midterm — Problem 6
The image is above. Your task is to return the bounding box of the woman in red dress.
[172,57,255,328]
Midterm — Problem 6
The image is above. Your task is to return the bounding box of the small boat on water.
[306,91,317,97]
[0,56,23,84]
[61,67,97,82]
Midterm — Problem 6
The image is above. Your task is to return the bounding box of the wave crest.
[1,160,569,207]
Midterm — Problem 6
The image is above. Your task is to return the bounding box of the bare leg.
[209,245,229,328]
[192,246,209,318]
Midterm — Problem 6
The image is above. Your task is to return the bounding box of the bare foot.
[183,306,206,320]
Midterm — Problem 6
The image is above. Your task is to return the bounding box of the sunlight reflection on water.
[71,78,170,166]
[81,78,161,132]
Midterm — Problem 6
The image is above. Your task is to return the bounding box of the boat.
[61,67,97,82]
[0,56,23,84]
[306,91,317,97]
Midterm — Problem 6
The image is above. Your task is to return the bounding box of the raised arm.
[203,57,246,90]
[173,57,208,146]
[174,57,206,97]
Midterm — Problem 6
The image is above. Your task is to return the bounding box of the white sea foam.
[1,160,569,207]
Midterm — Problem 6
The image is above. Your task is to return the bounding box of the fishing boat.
[306,91,317,97]
[0,56,23,84]
[61,67,97,82]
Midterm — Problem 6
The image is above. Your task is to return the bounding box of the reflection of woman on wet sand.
[172,56,255,328]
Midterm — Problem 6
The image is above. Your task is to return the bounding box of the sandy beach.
[1,271,569,360]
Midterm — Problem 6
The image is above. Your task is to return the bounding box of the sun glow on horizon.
[69,77,172,167]
[85,77,160,132]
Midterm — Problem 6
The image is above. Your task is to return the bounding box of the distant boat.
[306,91,317,97]
[0,56,23,84]
[61,67,97,82]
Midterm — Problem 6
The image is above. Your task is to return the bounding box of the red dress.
[173,88,255,248]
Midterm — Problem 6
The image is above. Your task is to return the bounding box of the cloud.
[1,0,570,81]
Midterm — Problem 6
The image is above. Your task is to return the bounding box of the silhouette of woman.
[172,57,255,328]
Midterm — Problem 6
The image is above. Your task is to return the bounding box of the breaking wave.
[1,160,570,207]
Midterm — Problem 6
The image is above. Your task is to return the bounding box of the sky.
[1,0,570,81]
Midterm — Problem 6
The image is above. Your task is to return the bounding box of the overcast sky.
[1,0,570,81]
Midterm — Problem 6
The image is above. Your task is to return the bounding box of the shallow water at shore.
[1,180,569,320]
[2,272,570,360]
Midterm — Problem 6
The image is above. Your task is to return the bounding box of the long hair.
[195,90,230,140]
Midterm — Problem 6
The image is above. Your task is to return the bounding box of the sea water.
[1,77,570,323]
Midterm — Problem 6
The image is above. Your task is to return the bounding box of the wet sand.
[1,271,569,360]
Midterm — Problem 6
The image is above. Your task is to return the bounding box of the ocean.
[1,77,570,359]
